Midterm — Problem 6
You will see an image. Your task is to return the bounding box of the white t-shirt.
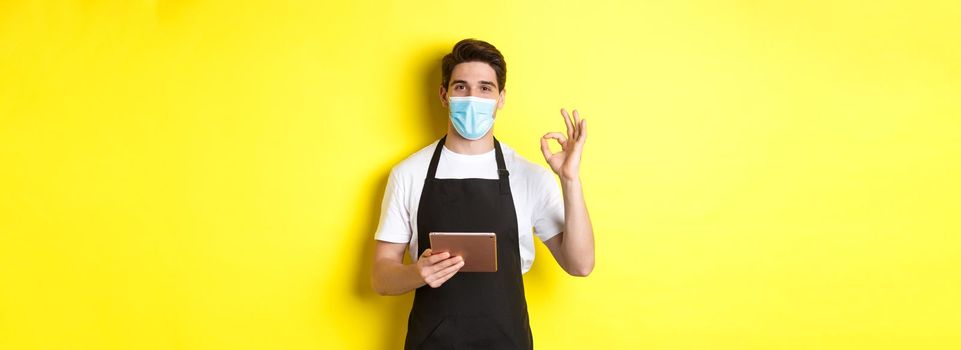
[374,140,565,274]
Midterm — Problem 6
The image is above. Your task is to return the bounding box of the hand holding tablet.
[429,232,498,272]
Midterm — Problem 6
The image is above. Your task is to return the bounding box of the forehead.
[450,61,497,85]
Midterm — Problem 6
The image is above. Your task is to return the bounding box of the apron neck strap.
[425,136,511,195]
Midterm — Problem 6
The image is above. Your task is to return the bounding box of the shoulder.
[389,140,438,182]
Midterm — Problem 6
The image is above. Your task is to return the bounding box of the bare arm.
[540,108,595,277]
[371,241,464,296]
[542,180,594,276]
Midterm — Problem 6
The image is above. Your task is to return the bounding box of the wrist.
[560,176,581,188]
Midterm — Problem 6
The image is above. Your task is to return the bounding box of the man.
[371,38,595,349]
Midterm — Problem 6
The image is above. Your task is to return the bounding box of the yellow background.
[2,1,960,349]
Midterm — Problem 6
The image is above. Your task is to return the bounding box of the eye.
[455,85,465,90]
[482,86,491,91]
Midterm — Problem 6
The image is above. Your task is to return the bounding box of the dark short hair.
[441,39,506,92]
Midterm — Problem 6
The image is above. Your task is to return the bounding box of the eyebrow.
[451,79,498,88]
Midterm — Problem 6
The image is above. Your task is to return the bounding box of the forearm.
[560,177,595,276]
[372,259,425,296]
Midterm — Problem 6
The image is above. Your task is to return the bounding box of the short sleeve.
[531,168,564,242]
[374,168,413,243]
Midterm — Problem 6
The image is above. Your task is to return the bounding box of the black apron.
[404,136,533,350]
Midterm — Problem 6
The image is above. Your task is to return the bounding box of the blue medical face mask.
[448,96,497,140]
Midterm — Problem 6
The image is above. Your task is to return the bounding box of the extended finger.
[572,109,581,140]
[561,108,574,139]
[577,119,587,143]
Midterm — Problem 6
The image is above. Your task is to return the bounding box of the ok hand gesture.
[540,108,587,181]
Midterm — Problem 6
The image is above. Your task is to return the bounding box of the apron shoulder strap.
[424,135,511,195]
[425,136,446,181]
[494,137,510,195]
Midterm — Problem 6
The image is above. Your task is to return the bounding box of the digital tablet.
[428,232,497,272]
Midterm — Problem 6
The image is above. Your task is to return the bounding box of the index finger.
[426,251,451,264]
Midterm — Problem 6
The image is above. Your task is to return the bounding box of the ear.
[439,85,449,108]
[497,89,506,109]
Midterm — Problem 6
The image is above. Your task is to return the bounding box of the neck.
[445,126,494,155]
